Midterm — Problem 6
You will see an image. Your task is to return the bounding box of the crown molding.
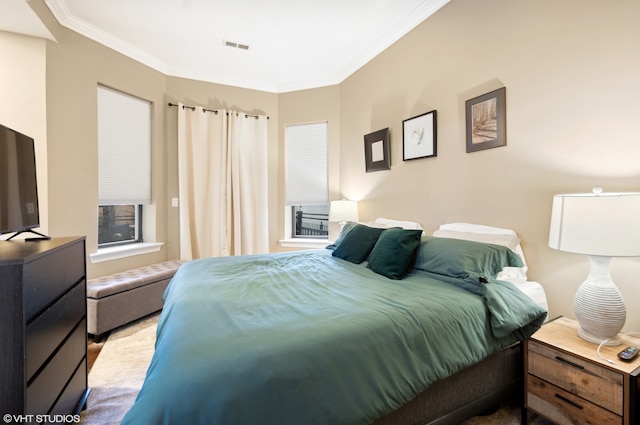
[45,0,168,74]
[43,0,449,93]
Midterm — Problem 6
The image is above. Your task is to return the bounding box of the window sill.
[89,242,164,264]
[279,238,329,249]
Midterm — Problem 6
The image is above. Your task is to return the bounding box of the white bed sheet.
[504,278,549,314]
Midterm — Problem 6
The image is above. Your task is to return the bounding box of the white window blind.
[286,122,328,205]
[97,85,151,204]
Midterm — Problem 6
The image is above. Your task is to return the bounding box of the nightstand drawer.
[528,340,623,414]
[527,374,621,425]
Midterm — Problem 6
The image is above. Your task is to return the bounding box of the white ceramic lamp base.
[574,255,626,346]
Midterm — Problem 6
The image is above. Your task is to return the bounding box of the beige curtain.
[177,103,268,260]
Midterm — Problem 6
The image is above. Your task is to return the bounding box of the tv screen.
[0,124,41,236]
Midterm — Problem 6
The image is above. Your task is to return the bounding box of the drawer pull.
[555,356,584,370]
[554,393,584,410]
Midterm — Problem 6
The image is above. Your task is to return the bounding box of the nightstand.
[524,317,640,425]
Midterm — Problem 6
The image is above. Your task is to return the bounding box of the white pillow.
[438,222,517,236]
[434,223,528,281]
[374,217,424,231]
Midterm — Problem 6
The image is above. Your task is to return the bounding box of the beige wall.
[0,32,48,235]
[278,86,342,242]
[44,25,168,277]
[339,0,640,330]
[3,0,639,330]
[2,5,282,278]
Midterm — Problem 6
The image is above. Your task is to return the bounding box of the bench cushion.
[87,260,185,299]
[87,260,186,336]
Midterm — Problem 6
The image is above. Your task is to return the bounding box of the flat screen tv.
[0,123,49,240]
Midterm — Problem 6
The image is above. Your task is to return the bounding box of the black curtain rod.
[168,102,268,119]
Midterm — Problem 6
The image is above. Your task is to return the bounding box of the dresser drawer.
[51,358,88,415]
[23,239,85,322]
[49,357,87,416]
[528,340,623,414]
[26,280,85,381]
[26,319,86,415]
[527,374,621,425]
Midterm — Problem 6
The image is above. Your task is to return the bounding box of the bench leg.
[89,332,108,343]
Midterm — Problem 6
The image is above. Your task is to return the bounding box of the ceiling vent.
[224,40,250,51]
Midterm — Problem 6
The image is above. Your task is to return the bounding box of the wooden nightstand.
[524,317,640,425]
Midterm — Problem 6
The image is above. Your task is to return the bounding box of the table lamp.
[548,188,640,345]
[329,200,359,230]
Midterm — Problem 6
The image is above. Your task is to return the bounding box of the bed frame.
[374,342,523,425]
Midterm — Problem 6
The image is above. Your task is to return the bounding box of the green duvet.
[121,249,545,425]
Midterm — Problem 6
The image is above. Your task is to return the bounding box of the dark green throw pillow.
[331,224,386,264]
[368,228,423,279]
[325,221,358,250]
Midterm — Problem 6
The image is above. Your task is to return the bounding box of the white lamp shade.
[329,200,359,223]
[549,192,640,257]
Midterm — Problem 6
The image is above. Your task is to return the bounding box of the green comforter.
[121,249,546,425]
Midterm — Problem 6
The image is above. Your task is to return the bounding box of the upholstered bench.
[87,259,185,337]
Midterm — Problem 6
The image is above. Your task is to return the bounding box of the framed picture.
[364,128,390,173]
[465,87,506,153]
[403,110,437,161]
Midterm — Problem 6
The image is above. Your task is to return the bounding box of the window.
[291,204,329,238]
[98,205,141,245]
[97,85,151,247]
[285,122,328,239]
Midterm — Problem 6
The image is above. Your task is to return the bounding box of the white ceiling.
[0,0,54,39]
[2,0,450,93]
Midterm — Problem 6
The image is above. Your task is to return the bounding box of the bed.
[121,221,547,425]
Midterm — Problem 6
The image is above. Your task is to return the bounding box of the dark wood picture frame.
[364,128,390,172]
[403,110,437,161]
[465,87,506,153]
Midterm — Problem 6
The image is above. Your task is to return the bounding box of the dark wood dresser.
[0,237,89,416]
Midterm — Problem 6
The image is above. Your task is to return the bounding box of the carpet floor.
[80,313,551,425]
[80,313,159,425]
